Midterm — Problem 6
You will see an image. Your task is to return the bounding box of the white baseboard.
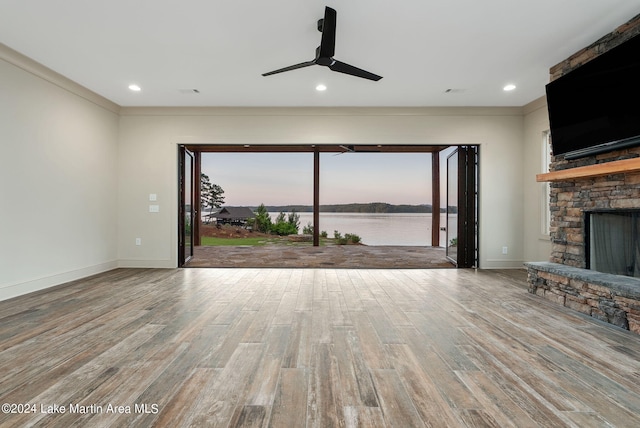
[481,259,526,269]
[117,259,175,269]
[0,260,118,302]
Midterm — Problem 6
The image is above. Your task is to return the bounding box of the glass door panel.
[178,146,195,266]
[446,150,459,263]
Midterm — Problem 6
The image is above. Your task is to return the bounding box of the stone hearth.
[526,262,640,334]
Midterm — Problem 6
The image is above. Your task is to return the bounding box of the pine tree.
[201,173,225,223]
[254,204,272,233]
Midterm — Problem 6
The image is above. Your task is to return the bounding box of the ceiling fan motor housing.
[261,7,382,81]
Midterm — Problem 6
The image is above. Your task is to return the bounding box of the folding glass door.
[178,146,195,266]
[446,146,478,267]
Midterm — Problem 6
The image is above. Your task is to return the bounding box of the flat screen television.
[545,33,640,159]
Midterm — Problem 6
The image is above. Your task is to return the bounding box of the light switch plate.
[149,193,157,201]
[149,205,160,213]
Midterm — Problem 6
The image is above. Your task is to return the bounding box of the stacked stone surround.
[526,14,640,335]
[549,148,640,268]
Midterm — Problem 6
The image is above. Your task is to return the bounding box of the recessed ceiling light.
[503,84,516,91]
[316,84,327,91]
[128,84,141,92]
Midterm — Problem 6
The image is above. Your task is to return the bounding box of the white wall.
[118,107,526,269]
[0,45,536,302]
[522,97,553,262]
[0,45,120,300]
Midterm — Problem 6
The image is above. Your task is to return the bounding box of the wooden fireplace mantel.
[536,157,640,182]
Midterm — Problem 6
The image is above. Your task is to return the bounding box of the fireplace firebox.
[586,210,640,277]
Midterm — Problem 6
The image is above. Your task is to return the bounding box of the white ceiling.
[1,1,639,107]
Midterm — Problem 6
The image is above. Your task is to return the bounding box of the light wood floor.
[1,268,639,427]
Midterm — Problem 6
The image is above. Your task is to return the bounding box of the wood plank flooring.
[0,268,639,427]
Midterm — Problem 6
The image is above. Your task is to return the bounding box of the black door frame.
[446,146,478,268]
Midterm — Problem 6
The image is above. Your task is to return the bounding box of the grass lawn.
[200,236,335,246]
[200,236,275,246]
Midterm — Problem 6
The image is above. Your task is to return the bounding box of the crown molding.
[522,96,547,116]
[119,105,524,117]
[0,43,120,114]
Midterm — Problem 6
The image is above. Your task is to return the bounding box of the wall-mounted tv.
[545,33,640,160]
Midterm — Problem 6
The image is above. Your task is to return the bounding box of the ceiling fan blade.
[329,60,383,81]
[333,144,354,156]
[319,7,336,58]
[262,60,316,77]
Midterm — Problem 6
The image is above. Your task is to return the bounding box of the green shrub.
[334,230,361,245]
[345,233,361,244]
[303,222,314,235]
[252,204,302,236]
[271,210,300,236]
[271,221,297,236]
[287,211,300,231]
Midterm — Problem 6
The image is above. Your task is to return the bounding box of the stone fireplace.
[527,150,640,334]
[526,14,640,335]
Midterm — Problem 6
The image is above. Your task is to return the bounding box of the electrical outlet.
[502,246,508,254]
[136,238,142,246]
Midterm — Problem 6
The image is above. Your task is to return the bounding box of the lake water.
[272,212,453,246]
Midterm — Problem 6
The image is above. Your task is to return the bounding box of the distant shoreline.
[225,202,450,214]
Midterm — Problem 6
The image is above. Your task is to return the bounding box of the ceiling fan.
[262,6,382,81]
[333,145,383,156]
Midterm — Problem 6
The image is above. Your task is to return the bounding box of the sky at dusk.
[201,152,438,207]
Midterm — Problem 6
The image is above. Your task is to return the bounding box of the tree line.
[241,203,442,213]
